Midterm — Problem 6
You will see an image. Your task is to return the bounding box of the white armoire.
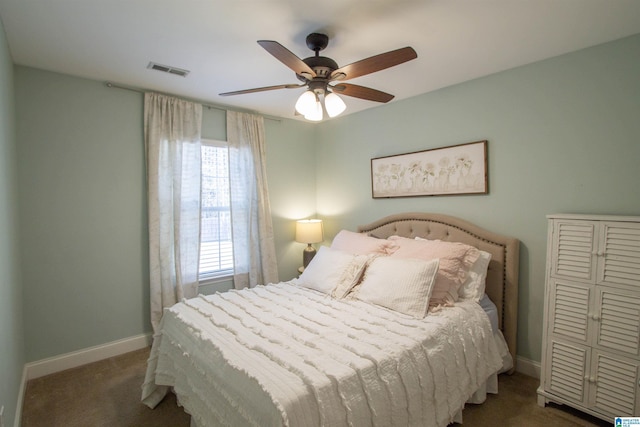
[538,214,640,420]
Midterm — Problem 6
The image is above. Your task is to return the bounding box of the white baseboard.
[515,355,541,379]
[24,333,152,380]
[13,366,27,427]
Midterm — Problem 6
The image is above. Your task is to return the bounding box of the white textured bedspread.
[142,282,503,427]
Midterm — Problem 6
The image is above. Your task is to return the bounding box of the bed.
[142,212,519,426]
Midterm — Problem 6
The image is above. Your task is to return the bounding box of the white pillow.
[354,257,439,319]
[298,246,368,297]
[459,250,492,302]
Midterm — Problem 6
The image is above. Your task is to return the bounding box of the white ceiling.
[1,0,640,121]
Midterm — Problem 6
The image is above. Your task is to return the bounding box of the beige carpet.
[22,347,612,427]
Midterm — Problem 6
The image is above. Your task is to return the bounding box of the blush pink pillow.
[331,230,398,255]
[388,236,480,307]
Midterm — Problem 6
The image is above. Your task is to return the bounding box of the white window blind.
[199,140,233,280]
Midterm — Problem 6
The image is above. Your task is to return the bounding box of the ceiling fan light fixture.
[295,90,317,116]
[224,35,417,121]
[324,92,346,118]
[304,99,323,121]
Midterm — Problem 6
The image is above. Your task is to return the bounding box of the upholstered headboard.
[358,212,519,373]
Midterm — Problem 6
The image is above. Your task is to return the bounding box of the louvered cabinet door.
[550,220,598,283]
[588,350,640,418]
[545,340,590,406]
[548,280,592,344]
[597,222,640,290]
[594,288,640,356]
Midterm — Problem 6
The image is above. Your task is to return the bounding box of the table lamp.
[295,219,324,268]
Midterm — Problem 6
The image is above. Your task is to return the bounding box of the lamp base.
[303,244,317,268]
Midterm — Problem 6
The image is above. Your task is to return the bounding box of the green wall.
[315,33,640,362]
[0,17,25,427]
[14,66,316,361]
[15,68,150,361]
[10,32,640,375]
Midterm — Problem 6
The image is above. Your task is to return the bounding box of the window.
[199,139,233,280]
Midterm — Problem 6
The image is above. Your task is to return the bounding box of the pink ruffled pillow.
[388,236,480,307]
[331,230,398,255]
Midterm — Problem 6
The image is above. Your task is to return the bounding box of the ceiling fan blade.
[257,40,317,78]
[219,83,305,96]
[330,47,417,81]
[331,83,395,103]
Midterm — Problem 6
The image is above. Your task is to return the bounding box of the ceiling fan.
[219,33,417,121]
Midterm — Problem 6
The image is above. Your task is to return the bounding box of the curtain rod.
[105,81,281,122]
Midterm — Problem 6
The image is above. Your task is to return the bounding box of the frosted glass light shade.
[295,219,324,244]
[295,90,317,116]
[324,92,346,117]
[304,100,323,121]
[296,89,346,121]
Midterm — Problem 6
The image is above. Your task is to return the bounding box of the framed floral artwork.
[371,140,488,198]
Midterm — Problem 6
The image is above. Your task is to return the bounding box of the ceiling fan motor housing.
[297,33,338,82]
[300,56,338,78]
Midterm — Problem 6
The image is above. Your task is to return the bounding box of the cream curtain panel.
[227,111,279,289]
[144,93,203,332]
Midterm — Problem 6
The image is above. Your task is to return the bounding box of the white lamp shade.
[295,90,317,116]
[324,92,346,117]
[304,100,323,121]
[295,219,324,244]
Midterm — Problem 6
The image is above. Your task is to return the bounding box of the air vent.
[147,62,190,77]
